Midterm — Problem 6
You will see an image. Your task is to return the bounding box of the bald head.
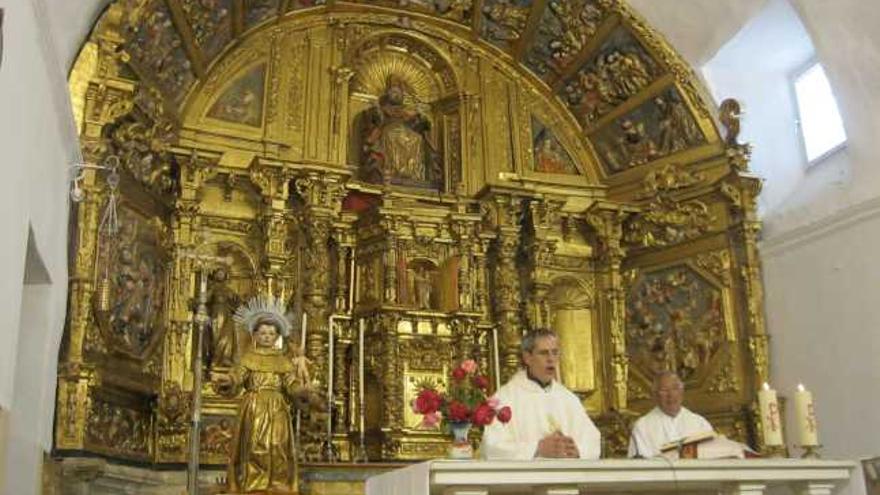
[653,371,684,417]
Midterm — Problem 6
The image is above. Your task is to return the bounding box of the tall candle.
[758,382,783,447]
[327,318,335,445]
[794,384,819,446]
[300,312,308,352]
[358,319,365,435]
[348,247,356,313]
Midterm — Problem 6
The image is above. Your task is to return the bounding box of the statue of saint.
[207,268,241,368]
[360,75,441,187]
[212,296,315,494]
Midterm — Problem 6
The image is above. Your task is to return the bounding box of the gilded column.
[56,167,103,451]
[482,192,524,382]
[586,204,631,411]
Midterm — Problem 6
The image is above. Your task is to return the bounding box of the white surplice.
[481,370,601,460]
[627,406,714,458]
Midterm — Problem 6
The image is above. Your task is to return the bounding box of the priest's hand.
[536,432,580,458]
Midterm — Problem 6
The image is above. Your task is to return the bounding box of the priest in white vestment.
[482,329,601,460]
[628,371,714,458]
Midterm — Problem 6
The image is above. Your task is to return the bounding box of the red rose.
[472,375,489,390]
[414,389,442,414]
[447,400,470,422]
[451,367,467,382]
[496,406,512,424]
[472,403,496,426]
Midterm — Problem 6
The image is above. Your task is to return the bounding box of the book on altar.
[659,432,754,460]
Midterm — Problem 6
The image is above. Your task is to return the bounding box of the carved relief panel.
[625,262,735,392]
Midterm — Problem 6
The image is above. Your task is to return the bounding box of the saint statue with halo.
[212,296,315,494]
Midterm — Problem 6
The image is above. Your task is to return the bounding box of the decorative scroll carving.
[708,357,740,393]
[625,164,713,248]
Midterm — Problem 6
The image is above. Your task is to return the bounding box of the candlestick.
[794,384,819,447]
[758,382,784,448]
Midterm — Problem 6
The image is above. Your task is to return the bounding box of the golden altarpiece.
[56,0,770,489]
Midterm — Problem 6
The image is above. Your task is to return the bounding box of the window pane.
[794,63,847,162]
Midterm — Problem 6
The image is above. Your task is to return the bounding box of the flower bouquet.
[411,358,512,459]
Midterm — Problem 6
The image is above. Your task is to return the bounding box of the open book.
[660,432,750,459]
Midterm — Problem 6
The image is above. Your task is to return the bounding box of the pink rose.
[461,359,478,374]
[421,411,441,428]
[487,397,500,409]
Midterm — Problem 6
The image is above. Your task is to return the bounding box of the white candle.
[794,384,819,446]
[327,317,335,449]
[348,247,356,313]
[300,312,308,352]
[758,382,783,447]
[358,318,365,435]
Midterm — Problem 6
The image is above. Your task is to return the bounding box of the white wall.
[760,0,880,464]
[702,0,818,216]
[0,0,78,491]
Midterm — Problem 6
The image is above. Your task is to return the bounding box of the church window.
[793,62,847,164]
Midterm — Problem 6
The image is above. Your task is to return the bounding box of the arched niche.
[346,32,460,192]
[547,276,598,397]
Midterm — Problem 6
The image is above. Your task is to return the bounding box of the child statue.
[212,296,314,494]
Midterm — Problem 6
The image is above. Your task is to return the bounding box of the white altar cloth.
[365,459,855,495]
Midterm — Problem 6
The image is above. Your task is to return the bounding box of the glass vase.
[447,422,473,459]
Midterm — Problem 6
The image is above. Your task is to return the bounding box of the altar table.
[365,459,855,495]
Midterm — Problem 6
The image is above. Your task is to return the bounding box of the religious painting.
[480,0,532,49]
[530,116,579,175]
[96,206,167,357]
[625,264,726,382]
[180,0,233,61]
[524,0,611,78]
[207,64,266,127]
[351,0,472,23]
[591,87,705,174]
[355,74,443,188]
[561,26,664,128]
[244,0,279,29]
[124,0,195,101]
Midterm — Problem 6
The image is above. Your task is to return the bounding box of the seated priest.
[482,328,601,460]
[628,371,714,458]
